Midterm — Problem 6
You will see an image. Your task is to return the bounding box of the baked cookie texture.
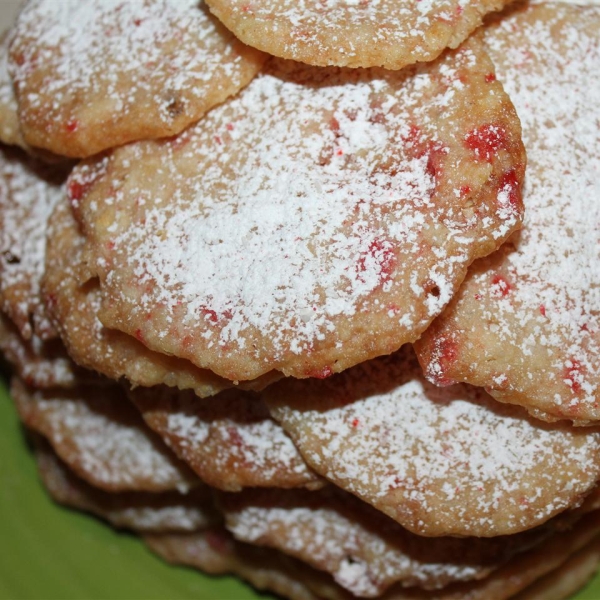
[205,0,511,70]
[8,0,266,158]
[0,145,68,340]
[130,386,322,491]
[43,198,274,398]
[11,377,197,493]
[33,437,218,533]
[74,38,524,383]
[0,33,25,150]
[264,346,600,537]
[415,3,600,424]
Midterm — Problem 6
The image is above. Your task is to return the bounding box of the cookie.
[415,3,600,424]
[216,486,568,597]
[75,37,524,382]
[264,347,600,537]
[0,145,68,340]
[514,538,600,600]
[0,33,25,150]
[11,377,197,493]
[150,509,600,600]
[8,0,266,157]
[205,0,510,70]
[33,437,218,533]
[145,528,327,600]
[0,312,84,388]
[43,198,276,398]
[130,386,322,491]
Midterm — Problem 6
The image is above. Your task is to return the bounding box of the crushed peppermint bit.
[78,41,523,380]
[265,348,600,537]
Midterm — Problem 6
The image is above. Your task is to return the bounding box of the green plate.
[1,378,600,600]
[0,376,267,600]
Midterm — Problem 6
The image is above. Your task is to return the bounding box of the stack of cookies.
[0,0,598,598]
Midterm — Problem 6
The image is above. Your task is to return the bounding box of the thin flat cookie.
[43,198,274,398]
[145,528,328,600]
[217,487,566,597]
[514,538,600,600]
[8,0,266,158]
[205,0,511,70]
[11,377,197,493]
[33,437,218,533]
[130,386,322,491]
[74,38,524,382]
[0,312,84,388]
[0,145,68,340]
[415,3,600,424]
[264,347,600,537]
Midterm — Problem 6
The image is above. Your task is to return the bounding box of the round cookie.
[0,312,85,388]
[217,487,577,598]
[75,38,525,382]
[205,0,510,70]
[0,145,68,340]
[43,199,276,397]
[146,511,600,600]
[264,347,600,537]
[130,386,322,492]
[415,3,600,424]
[33,437,217,533]
[11,377,197,493]
[8,0,266,158]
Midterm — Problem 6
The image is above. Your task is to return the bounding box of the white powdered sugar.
[225,493,486,597]
[23,385,195,492]
[10,0,241,119]
[85,46,521,378]
[470,5,600,408]
[0,149,65,339]
[266,349,600,536]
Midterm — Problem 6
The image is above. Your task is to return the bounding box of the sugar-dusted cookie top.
[130,386,322,491]
[416,3,600,424]
[0,146,68,340]
[264,347,600,537]
[0,33,25,150]
[43,199,275,398]
[8,0,266,158]
[33,437,218,533]
[218,487,571,597]
[205,0,510,69]
[11,377,198,493]
[75,38,524,382]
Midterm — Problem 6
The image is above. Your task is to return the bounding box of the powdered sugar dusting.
[0,148,65,339]
[13,379,196,493]
[266,348,600,536]
[223,489,494,597]
[419,4,600,420]
[477,5,600,411]
[9,0,263,155]
[208,0,496,70]
[133,387,319,490]
[81,44,523,380]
